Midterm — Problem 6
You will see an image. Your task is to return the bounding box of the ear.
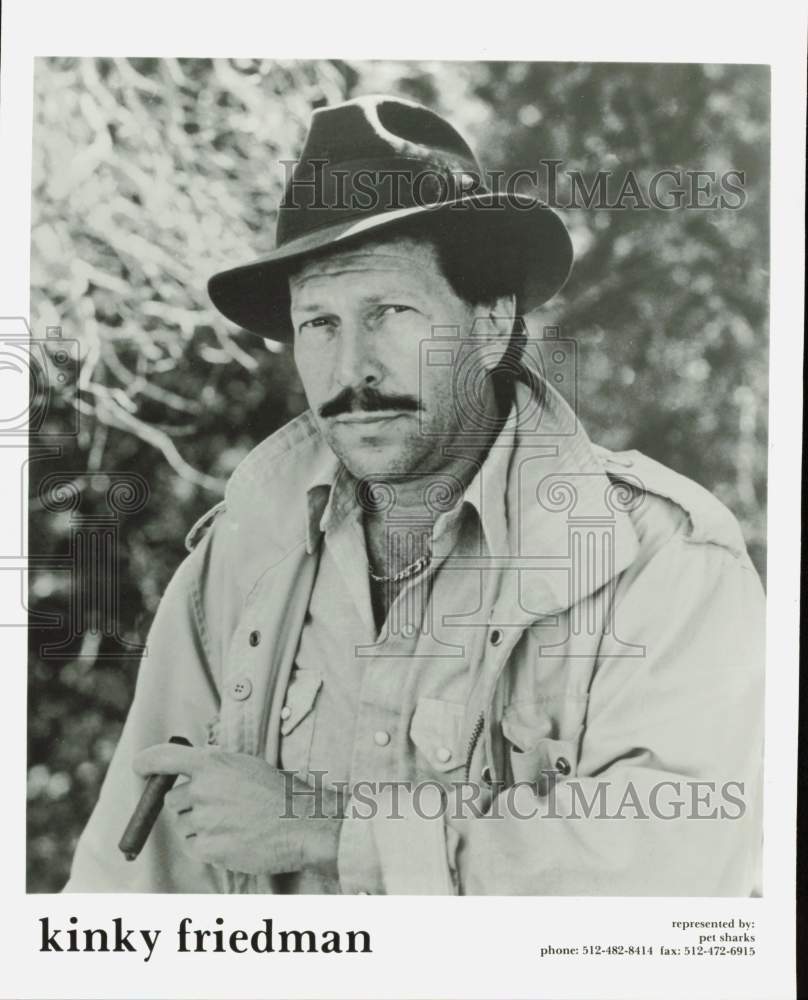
[480,295,517,371]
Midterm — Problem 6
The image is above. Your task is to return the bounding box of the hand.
[133,744,342,876]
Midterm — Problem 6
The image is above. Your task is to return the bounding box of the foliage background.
[27,58,769,891]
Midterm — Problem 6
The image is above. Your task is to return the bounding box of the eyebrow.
[291,291,422,315]
[291,302,329,315]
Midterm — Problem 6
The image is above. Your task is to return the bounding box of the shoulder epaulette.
[184,500,227,552]
[593,446,747,558]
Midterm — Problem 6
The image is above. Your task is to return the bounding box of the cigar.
[118,735,192,861]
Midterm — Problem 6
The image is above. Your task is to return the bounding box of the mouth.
[332,412,409,426]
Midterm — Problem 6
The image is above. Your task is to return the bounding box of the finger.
[165,783,192,814]
[133,743,203,779]
[172,808,196,840]
[178,825,198,858]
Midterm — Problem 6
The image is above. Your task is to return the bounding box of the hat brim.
[207,192,573,340]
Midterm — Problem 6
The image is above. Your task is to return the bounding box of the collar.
[225,378,639,617]
[305,449,345,553]
[304,410,516,557]
[498,378,640,616]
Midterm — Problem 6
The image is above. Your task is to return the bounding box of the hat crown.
[299,95,479,172]
[277,95,485,246]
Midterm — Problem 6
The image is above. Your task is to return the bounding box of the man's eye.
[299,316,333,332]
[380,305,413,317]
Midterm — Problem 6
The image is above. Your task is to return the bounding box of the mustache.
[319,385,421,419]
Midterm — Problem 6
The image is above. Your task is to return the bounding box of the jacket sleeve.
[63,518,229,892]
[455,532,765,895]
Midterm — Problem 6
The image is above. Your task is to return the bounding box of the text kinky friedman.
[39,917,372,961]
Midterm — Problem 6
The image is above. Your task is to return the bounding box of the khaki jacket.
[66,383,764,895]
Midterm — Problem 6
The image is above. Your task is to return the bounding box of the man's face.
[289,237,507,482]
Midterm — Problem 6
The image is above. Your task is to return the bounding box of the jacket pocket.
[409,697,467,779]
[501,701,580,789]
[278,668,323,780]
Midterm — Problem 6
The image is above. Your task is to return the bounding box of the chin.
[328,437,416,481]
[343,447,413,481]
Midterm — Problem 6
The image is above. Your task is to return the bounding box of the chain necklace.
[368,550,433,585]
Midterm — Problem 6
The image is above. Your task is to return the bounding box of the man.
[66,95,764,895]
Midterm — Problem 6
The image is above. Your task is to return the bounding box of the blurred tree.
[27,58,769,891]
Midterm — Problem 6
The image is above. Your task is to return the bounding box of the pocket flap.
[280,670,323,736]
[501,701,555,753]
[409,698,466,773]
[502,702,579,786]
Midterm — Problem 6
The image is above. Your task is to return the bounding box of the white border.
[0,2,804,998]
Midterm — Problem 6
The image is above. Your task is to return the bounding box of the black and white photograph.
[29,56,769,897]
[1,4,803,999]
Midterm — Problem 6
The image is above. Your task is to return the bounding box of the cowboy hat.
[208,94,573,339]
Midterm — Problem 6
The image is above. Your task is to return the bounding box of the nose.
[334,324,381,390]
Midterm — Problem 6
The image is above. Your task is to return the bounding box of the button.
[249,630,261,647]
[489,628,503,646]
[436,747,452,763]
[373,730,390,747]
[555,756,571,776]
[280,705,291,720]
[402,623,417,638]
[230,677,253,701]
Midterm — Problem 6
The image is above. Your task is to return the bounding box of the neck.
[364,383,508,523]
[360,381,512,628]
